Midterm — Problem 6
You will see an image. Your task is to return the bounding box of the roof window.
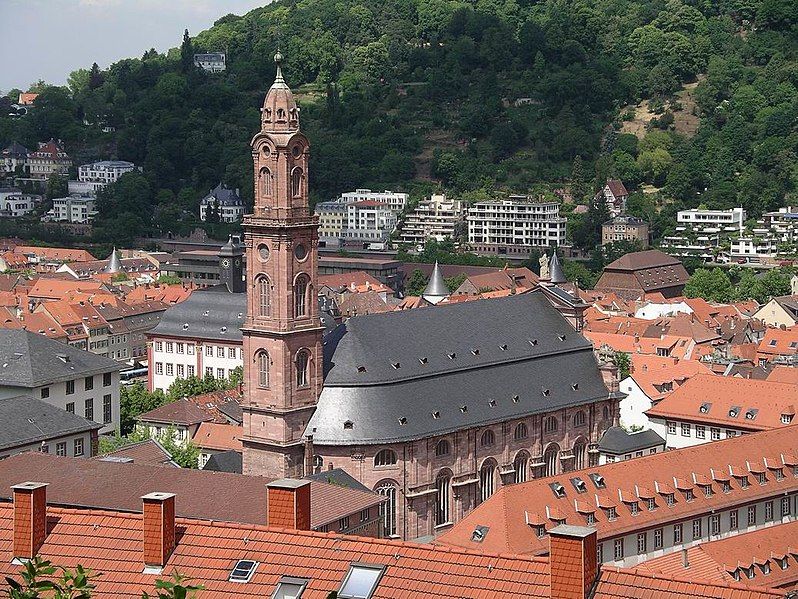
[589,473,606,489]
[471,348,480,356]
[529,339,538,346]
[460,405,468,413]
[272,576,308,598]
[398,417,407,426]
[357,366,367,373]
[745,408,758,420]
[229,559,258,583]
[182,323,189,330]
[418,357,428,365]
[343,420,354,430]
[570,477,587,493]
[512,395,520,403]
[447,353,457,360]
[571,383,579,391]
[557,334,566,341]
[488,399,496,408]
[338,564,385,599]
[431,411,440,419]
[728,406,740,418]
[391,362,401,370]
[499,344,508,351]
[699,402,711,413]
[549,482,567,498]
[542,389,550,397]
[471,525,489,543]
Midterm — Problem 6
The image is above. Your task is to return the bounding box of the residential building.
[0,187,35,217]
[597,426,665,465]
[398,193,464,247]
[137,398,213,446]
[756,326,798,365]
[340,188,408,212]
[343,200,397,243]
[730,236,779,262]
[49,194,97,223]
[193,52,226,72]
[601,216,649,247]
[11,245,95,265]
[0,330,122,434]
[199,183,244,222]
[647,375,797,448]
[597,179,630,216]
[239,56,620,542]
[77,160,136,192]
[678,207,746,230]
[619,354,712,430]
[1,142,28,174]
[96,438,177,467]
[0,395,101,459]
[26,139,72,180]
[0,458,781,598]
[752,295,798,328]
[17,92,38,105]
[95,299,168,360]
[437,425,798,568]
[315,200,347,241]
[595,250,690,299]
[467,195,567,257]
[194,422,243,468]
[451,267,539,296]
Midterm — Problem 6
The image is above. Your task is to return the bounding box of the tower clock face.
[234,259,242,267]
[294,243,307,261]
[221,258,231,268]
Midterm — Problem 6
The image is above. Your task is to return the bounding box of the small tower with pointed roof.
[548,249,567,285]
[422,261,449,305]
[103,248,123,274]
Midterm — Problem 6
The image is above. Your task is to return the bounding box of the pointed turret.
[549,249,566,285]
[422,261,449,305]
[261,51,299,133]
[103,248,122,274]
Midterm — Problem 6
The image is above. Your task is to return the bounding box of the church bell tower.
[241,52,323,478]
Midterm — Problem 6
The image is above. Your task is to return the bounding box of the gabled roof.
[627,354,712,401]
[138,398,214,426]
[0,329,121,388]
[97,439,177,467]
[436,426,798,556]
[767,365,798,384]
[595,568,781,599]
[757,327,798,356]
[192,422,242,452]
[646,374,797,431]
[598,426,665,455]
[14,246,93,262]
[642,314,721,345]
[201,449,242,473]
[605,179,629,199]
[0,396,101,450]
[149,286,246,341]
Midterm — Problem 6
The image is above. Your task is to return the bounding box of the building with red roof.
[595,250,689,300]
[26,139,72,180]
[757,326,798,365]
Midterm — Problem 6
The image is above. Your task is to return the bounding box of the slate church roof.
[308,291,610,445]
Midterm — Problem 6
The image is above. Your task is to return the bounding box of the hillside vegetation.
[0,0,796,245]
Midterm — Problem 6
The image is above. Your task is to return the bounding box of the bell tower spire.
[241,52,322,478]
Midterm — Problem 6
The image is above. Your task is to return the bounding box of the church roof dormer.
[261,51,299,133]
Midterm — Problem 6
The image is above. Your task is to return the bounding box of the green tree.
[5,557,97,599]
[570,155,588,203]
[406,269,428,296]
[142,573,203,599]
[683,268,733,302]
[88,63,104,90]
[612,351,631,380]
[159,427,201,469]
[45,174,67,201]
[180,29,194,73]
[120,382,167,435]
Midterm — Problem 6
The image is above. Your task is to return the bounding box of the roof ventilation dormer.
[549,482,567,498]
[398,417,407,426]
[447,352,457,360]
[570,477,588,493]
[728,406,741,418]
[744,408,758,420]
[529,339,538,346]
[588,473,606,489]
[391,362,401,370]
[471,525,489,542]
[471,348,480,356]
[699,402,711,414]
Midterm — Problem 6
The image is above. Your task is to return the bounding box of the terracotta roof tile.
[192,422,242,452]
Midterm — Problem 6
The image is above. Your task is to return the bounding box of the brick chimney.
[12,482,48,560]
[141,492,176,570]
[266,479,311,530]
[548,524,598,599]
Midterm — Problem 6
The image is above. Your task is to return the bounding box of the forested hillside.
[0,0,795,245]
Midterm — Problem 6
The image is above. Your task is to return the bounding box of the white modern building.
[50,195,97,223]
[199,183,244,223]
[340,189,408,212]
[730,236,779,261]
[194,53,226,73]
[398,193,464,248]
[0,187,35,217]
[343,201,397,243]
[0,330,122,435]
[77,160,136,192]
[677,207,746,231]
[468,196,567,257]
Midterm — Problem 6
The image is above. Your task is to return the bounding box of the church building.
[240,53,621,540]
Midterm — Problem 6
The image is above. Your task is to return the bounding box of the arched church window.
[436,470,452,525]
[514,423,528,440]
[294,274,309,317]
[257,351,269,388]
[480,430,495,447]
[435,439,450,457]
[259,167,272,198]
[291,167,303,197]
[514,451,530,484]
[544,416,558,433]
[375,481,397,537]
[295,350,310,388]
[257,276,270,317]
[374,449,397,467]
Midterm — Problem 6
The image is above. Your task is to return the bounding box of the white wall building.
[0,187,35,217]
[677,207,746,231]
[199,183,244,223]
[50,195,97,223]
[343,201,397,243]
[398,194,464,248]
[315,201,347,242]
[468,196,567,257]
[340,189,408,213]
[150,338,242,393]
[77,160,136,192]
[730,236,779,261]
[634,299,693,320]
[194,53,226,73]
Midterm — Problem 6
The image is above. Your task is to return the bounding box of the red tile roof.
[319,271,390,293]
[767,365,798,384]
[193,422,242,452]
[14,246,94,263]
[595,567,782,598]
[27,279,104,301]
[635,520,798,589]
[628,354,713,401]
[436,426,798,557]
[605,179,629,199]
[97,439,177,467]
[646,374,797,431]
[758,327,798,358]
[138,398,214,426]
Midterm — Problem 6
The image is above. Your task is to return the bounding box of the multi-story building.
[199,183,244,223]
[194,52,226,72]
[730,236,779,261]
[595,249,690,300]
[438,425,798,568]
[237,54,620,543]
[597,179,629,217]
[398,193,464,248]
[1,142,28,174]
[596,426,665,465]
[315,200,347,242]
[26,139,72,180]
[77,160,136,192]
[0,330,121,435]
[602,216,649,247]
[677,207,746,230]
[95,300,168,361]
[0,187,35,217]
[467,196,567,258]
[646,375,796,449]
[343,200,397,243]
[340,188,408,212]
[49,195,97,223]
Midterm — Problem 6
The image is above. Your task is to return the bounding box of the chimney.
[266,479,311,530]
[549,525,598,599]
[141,492,176,571]
[12,482,48,560]
[681,548,690,568]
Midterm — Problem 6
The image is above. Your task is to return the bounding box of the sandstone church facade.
[241,53,621,540]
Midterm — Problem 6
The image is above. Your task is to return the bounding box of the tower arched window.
[291,167,303,197]
[295,350,309,388]
[479,460,496,502]
[374,449,397,467]
[294,274,309,317]
[514,422,528,440]
[375,481,397,537]
[257,276,271,317]
[544,416,558,433]
[480,429,495,447]
[514,451,530,484]
[435,439,450,457]
[436,470,452,526]
[259,167,272,198]
[257,351,270,388]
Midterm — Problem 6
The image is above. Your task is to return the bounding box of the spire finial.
[273,49,285,84]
